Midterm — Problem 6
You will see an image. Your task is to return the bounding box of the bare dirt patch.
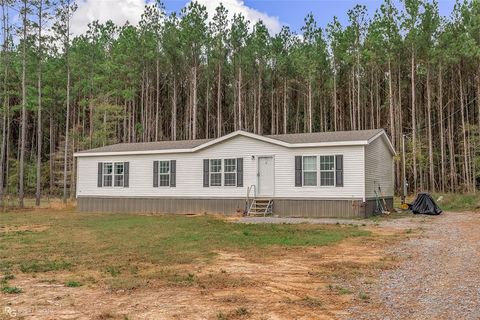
[0,225,49,233]
[1,228,407,320]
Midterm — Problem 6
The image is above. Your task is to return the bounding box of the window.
[320,155,335,186]
[114,162,124,187]
[159,161,170,187]
[224,158,237,186]
[210,159,222,186]
[303,156,317,186]
[102,162,126,187]
[103,163,113,187]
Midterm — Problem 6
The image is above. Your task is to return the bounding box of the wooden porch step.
[247,198,274,216]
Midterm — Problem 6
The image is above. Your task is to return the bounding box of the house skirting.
[76,196,394,218]
[364,197,394,216]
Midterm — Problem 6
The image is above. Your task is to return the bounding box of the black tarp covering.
[409,192,442,215]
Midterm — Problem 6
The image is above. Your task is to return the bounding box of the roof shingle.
[266,129,383,144]
[76,129,384,154]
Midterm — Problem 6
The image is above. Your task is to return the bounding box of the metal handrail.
[263,199,273,217]
[245,185,256,215]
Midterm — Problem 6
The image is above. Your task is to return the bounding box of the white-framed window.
[320,155,335,186]
[103,162,113,187]
[210,159,222,186]
[102,162,125,187]
[114,162,124,187]
[302,156,317,186]
[224,158,237,186]
[159,160,170,187]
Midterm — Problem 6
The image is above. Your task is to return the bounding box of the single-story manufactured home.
[74,129,395,218]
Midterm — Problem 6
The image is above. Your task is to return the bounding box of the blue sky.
[162,0,456,32]
[2,0,458,38]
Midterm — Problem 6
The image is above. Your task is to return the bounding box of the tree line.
[0,0,479,207]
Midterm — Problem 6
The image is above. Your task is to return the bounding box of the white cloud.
[193,0,282,34]
[71,0,147,36]
[69,0,283,37]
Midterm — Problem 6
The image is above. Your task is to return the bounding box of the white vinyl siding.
[364,136,394,198]
[77,135,366,199]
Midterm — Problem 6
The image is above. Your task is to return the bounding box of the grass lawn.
[430,193,480,212]
[0,210,369,290]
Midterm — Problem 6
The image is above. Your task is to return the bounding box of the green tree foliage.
[0,0,479,204]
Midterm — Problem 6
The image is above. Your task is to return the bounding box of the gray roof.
[77,129,384,154]
[266,129,383,144]
[77,138,213,154]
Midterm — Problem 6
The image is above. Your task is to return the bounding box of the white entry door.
[257,156,274,196]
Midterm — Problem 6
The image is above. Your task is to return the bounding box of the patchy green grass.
[286,296,323,309]
[1,285,22,294]
[1,272,22,294]
[0,210,370,288]
[20,260,72,273]
[358,291,370,301]
[394,193,480,213]
[431,193,480,212]
[65,280,82,287]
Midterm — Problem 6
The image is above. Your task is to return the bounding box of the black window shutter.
[124,162,129,187]
[153,161,159,187]
[97,162,103,187]
[170,160,176,187]
[203,159,209,187]
[236,158,243,187]
[295,156,302,187]
[335,155,343,187]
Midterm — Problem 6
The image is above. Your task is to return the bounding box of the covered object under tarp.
[409,193,442,215]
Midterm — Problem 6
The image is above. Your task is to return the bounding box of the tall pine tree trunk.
[155,58,160,141]
[438,65,445,192]
[205,78,209,138]
[458,67,470,191]
[49,113,54,195]
[35,0,43,206]
[283,79,287,134]
[476,64,480,192]
[171,74,177,140]
[257,70,262,134]
[238,67,242,130]
[388,59,395,148]
[333,71,337,131]
[192,65,197,139]
[271,88,275,134]
[63,11,71,204]
[307,79,312,133]
[356,52,361,130]
[0,0,8,207]
[217,64,222,137]
[448,84,456,191]
[19,0,28,208]
[411,48,417,192]
[426,66,434,191]
[369,71,374,128]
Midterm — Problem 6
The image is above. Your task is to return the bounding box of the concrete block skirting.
[77,196,394,218]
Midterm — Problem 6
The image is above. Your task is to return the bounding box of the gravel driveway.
[346,211,480,320]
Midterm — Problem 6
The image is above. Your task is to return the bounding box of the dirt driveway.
[346,211,480,320]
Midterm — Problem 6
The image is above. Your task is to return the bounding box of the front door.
[257,156,274,196]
